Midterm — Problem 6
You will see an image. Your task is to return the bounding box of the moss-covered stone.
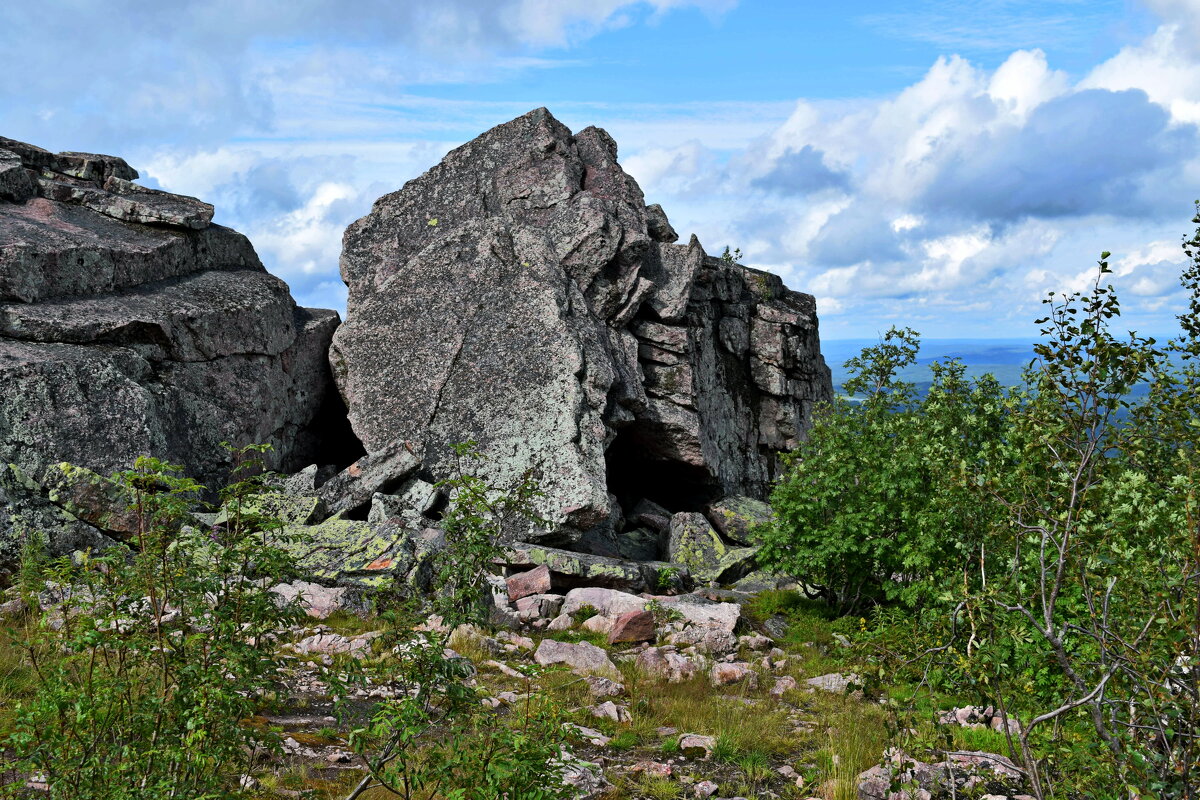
[704,496,772,546]
[666,512,726,579]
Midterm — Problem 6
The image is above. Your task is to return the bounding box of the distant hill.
[823,338,1036,397]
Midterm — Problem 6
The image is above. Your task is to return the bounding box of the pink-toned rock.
[645,595,740,632]
[710,661,757,687]
[608,609,656,644]
[694,779,718,797]
[507,565,552,602]
[561,586,647,618]
[739,633,772,651]
[590,700,631,723]
[271,581,349,619]
[771,675,799,697]
[547,613,574,631]
[630,761,673,778]
[514,592,565,620]
[666,627,737,655]
[635,646,700,682]
[534,638,619,678]
[582,614,616,634]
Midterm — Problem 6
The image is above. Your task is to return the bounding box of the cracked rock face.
[0,135,342,493]
[333,108,831,552]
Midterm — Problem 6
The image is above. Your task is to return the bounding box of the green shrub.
[761,210,1200,798]
[3,444,300,800]
[759,328,1007,613]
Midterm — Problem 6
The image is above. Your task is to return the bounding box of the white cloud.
[626,24,1200,337]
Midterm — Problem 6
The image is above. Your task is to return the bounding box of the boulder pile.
[0,109,833,589]
[0,136,346,570]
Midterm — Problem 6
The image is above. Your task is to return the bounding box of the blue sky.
[3,0,1199,339]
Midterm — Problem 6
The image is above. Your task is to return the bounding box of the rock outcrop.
[332,108,831,555]
[0,136,344,531]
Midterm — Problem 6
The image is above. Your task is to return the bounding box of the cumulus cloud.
[624,23,1200,337]
[750,145,848,196]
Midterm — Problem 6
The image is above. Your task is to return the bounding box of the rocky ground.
[19,575,1028,800]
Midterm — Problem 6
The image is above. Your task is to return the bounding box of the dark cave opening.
[308,387,367,472]
[604,422,722,516]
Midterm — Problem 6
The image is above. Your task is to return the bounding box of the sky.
[2,0,1199,339]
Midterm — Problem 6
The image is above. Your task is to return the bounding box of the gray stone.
[0,150,34,203]
[317,441,424,518]
[615,526,661,561]
[560,586,647,618]
[331,108,831,548]
[646,594,741,633]
[804,672,863,694]
[667,512,726,578]
[502,543,684,593]
[0,463,118,580]
[514,593,565,620]
[533,638,619,678]
[282,518,445,589]
[367,478,440,524]
[644,203,678,243]
[704,496,772,545]
[0,136,342,498]
[271,580,351,619]
[677,734,716,758]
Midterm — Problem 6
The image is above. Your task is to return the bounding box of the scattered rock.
[316,441,424,519]
[561,586,647,618]
[771,676,798,697]
[503,544,680,593]
[271,581,351,620]
[582,614,616,635]
[514,593,565,620]
[287,630,381,659]
[507,564,553,602]
[629,760,673,778]
[608,609,656,644]
[804,672,863,694]
[647,594,741,633]
[636,646,701,682]
[534,639,619,678]
[585,675,626,698]
[589,701,631,723]
[739,633,772,651]
[710,662,757,687]
[937,705,1021,735]
[678,734,717,759]
[564,723,611,747]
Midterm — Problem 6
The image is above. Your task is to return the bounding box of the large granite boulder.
[0,136,344,519]
[332,108,831,553]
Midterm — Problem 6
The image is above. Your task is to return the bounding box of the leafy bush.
[3,445,299,800]
[759,327,1007,613]
[761,211,1200,797]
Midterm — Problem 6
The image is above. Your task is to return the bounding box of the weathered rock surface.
[533,638,619,678]
[0,135,344,508]
[332,108,831,551]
